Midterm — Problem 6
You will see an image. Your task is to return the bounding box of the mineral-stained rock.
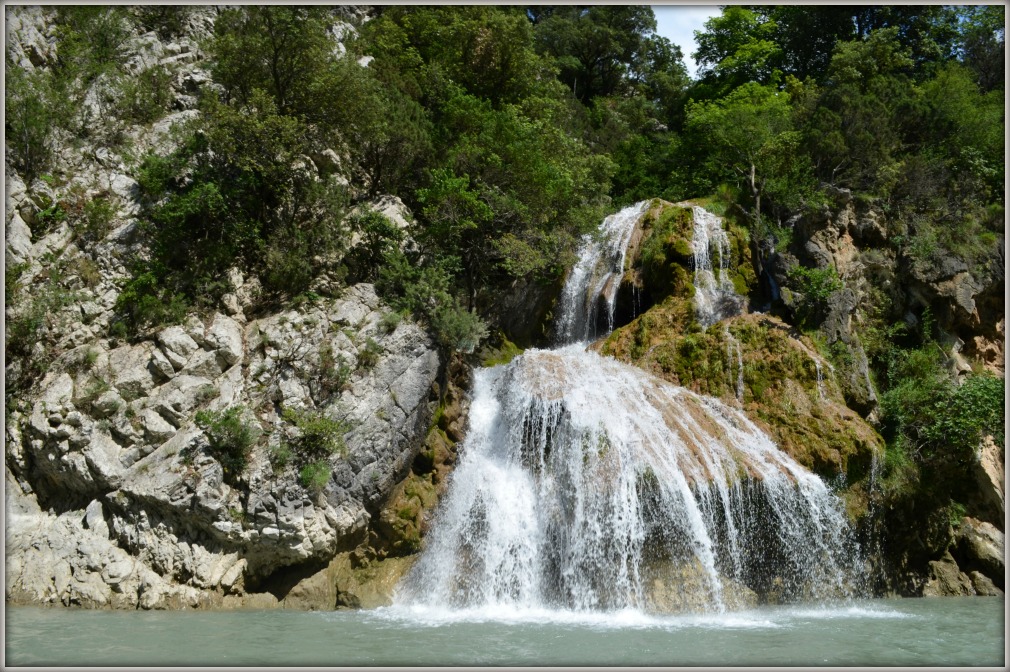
[973,436,1005,522]
[956,517,1004,584]
[922,552,975,597]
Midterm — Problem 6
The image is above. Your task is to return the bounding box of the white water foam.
[691,206,744,328]
[393,202,863,620]
[555,200,650,344]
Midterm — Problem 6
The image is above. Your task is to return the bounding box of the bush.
[357,338,383,370]
[114,270,190,332]
[72,197,117,247]
[281,407,349,461]
[377,250,489,354]
[299,459,332,493]
[430,300,489,354]
[787,264,843,326]
[5,67,54,182]
[118,65,174,124]
[195,406,261,484]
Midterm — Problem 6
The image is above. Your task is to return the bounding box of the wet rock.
[956,517,1004,583]
[922,552,974,597]
[968,571,1003,597]
[644,559,758,613]
[331,552,417,609]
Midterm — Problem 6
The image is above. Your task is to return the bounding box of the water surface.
[6,598,1004,666]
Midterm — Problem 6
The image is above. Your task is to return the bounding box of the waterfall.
[691,206,744,329]
[395,202,863,616]
[555,201,651,344]
[723,326,745,405]
[815,360,826,401]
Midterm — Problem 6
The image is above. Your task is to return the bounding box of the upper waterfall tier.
[690,206,745,328]
[555,201,650,344]
[395,346,863,614]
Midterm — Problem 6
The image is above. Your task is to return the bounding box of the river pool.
[5,597,1004,666]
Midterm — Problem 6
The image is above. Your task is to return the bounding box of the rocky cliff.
[5,5,454,610]
[596,199,1004,597]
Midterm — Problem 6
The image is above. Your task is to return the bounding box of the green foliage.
[787,263,844,330]
[299,460,332,494]
[117,65,174,124]
[133,5,191,41]
[5,264,81,406]
[693,6,784,96]
[281,407,349,461]
[316,342,351,401]
[377,250,490,354]
[114,270,189,333]
[357,338,383,370]
[195,406,261,484]
[879,339,1005,469]
[345,209,406,283]
[72,197,117,247]
[379,310,404,334]
[5,66,55,182]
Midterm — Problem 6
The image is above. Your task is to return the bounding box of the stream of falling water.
[555,201,650,344]
[394,203,863,617]
[691,206,744,329]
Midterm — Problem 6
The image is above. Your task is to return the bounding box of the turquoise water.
[5,597,1004,666]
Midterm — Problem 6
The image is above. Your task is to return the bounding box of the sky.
[651,5,723,79]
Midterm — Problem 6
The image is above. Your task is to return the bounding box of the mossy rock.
[630,199,759,307]
[598,304,884,509]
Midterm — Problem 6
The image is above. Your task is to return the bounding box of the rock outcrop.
[6,284,441,609]
[5,5,452,610]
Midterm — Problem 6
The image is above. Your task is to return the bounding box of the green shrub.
[134,5,191,40]
[299,459,332,493]
[269,443,293,471]
[281,407,349,461]
[357,338,383,370]
[195,406,261,483]
[317,342,351,400]
[5,67,54,182]
[379,310,404,334]
[114,271,190,332]
[73,197,117,247]
[118,65,174,124]
[787,264,843,326]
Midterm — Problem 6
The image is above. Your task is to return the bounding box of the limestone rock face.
[922,552,975,597]
[956,518,1004,584]
[6,284,441,609]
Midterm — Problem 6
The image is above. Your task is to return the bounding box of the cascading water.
[394,203,863,616]
[723,326,745,405]
[691,206,745,329]
[555,201,651,344]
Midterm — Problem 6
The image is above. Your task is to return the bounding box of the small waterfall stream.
[691,206,744,329]
[395,203,862,616]
[555,201,650,344]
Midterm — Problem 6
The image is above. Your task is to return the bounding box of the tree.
[533,5,658,104]
[693,7,783,98]
[956,5,1005,92]
[685,82,796,228]
[803,28,917,193]
[210,6,332,114]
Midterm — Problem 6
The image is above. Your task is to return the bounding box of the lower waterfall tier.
[395,346,865,613]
